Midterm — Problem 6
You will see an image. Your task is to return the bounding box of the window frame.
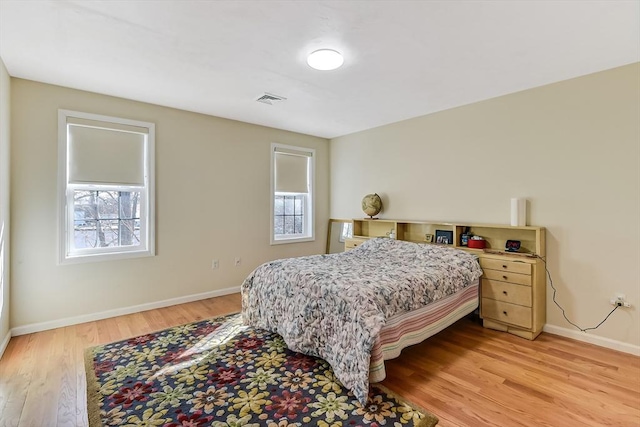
[270,143,315,245]
[58,110,155,264]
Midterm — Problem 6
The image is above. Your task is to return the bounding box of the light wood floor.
[0,293,638,427]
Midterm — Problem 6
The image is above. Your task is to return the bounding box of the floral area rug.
[85,312,438,427]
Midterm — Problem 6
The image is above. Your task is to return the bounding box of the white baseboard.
[0,328,11,361]
[543,324,640,356]
[11,286,241,337]
[9,289,639,358]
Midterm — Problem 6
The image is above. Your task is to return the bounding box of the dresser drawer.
[345,238,368,250]
[483,269,532,286]
[480,258,531,275]
[482,298,532,329]
[482,279,532,306]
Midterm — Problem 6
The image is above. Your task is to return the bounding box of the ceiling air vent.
[256,92,287,105]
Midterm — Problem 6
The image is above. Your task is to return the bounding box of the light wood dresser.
[479,254,545,339]
[344,218,546,340]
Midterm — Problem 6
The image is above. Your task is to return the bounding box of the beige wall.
[10,79,329,328]
[0,58,10,347]
[331,63,640,347]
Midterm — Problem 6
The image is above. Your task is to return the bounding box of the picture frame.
[435,229,453,245]
[424,234,434,243]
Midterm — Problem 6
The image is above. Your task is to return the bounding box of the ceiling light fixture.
[307,49,344,71]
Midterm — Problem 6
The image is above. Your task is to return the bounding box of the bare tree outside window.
[274,194,305,236]
[73,190,140,250]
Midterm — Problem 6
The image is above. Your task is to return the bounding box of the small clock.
[505,240,521,252]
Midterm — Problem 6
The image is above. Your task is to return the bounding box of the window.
[72,190,141,249]
[271,143,314,244]
[274,195,305,235]
[58,110,155,263]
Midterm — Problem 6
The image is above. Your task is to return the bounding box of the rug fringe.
[84,347,103,427]
[375,383,439,427]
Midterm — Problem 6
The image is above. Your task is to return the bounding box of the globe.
[361,193,382,218]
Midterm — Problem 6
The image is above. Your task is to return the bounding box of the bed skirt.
[369,280,480,383]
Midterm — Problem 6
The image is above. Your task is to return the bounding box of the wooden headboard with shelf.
[349,218,545,258]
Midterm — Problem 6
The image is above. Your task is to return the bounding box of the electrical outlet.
[235,257,241,266]
[211,259,219,269]
[610,294,632,308]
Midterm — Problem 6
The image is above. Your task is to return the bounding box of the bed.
[241,237,483,405]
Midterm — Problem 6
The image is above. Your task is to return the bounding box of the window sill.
[60,248,155,265]
[271,236,315,245]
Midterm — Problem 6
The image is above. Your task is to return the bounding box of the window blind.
[67,117,147,186]
[274,147,312,194]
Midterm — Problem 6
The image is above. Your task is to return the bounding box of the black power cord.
[534,254,619,332]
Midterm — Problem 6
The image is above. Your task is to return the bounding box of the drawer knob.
[503,275,508,280]
[502,291,508,295]
[502,265,507,269]
[503,311,508,316]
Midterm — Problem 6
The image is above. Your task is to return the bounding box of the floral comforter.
[241,238,482,405]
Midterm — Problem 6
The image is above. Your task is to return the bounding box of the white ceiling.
[0,1,638,139]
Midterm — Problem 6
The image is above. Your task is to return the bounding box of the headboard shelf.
[350,218,545,257]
